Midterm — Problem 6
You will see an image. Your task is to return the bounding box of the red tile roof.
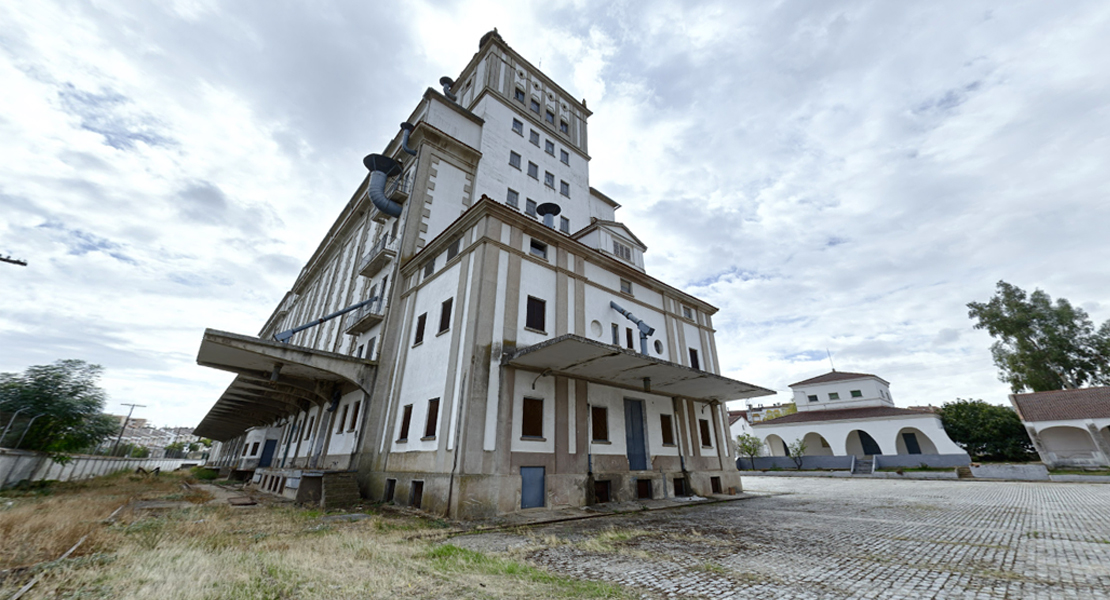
[728,410,749,426]
[752,406,934,426]
[1010,387,1110,422]
[788,370,889,387]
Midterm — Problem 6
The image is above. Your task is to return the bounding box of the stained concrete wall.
[1,449,186,489]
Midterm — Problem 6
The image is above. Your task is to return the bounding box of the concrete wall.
[740,455,854,470]
[874,453,970,468]
[969,463,1049,481]
[1,449,186,489]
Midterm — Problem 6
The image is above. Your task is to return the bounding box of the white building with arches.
[752,371,965,461]
[1011,387,1110,468]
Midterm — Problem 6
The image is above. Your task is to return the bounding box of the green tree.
[939,399,1036,462]
[0,360,119,454]
[736,433,763,470]
[787,438,808,470]
[968,281,1110,392]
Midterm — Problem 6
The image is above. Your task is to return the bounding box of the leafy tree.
[787,438,808,470]
[0,360,119,454]
[939,399,1036,462]
[736,433,763,470]
[968,281,1110,392]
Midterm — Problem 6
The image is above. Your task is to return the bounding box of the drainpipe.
[399,122,417,156]
[362,153,403,218]
[439,76,457,101]
[610,301,655,355]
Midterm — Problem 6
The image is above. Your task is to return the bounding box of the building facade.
[1011,387,1110,468]
[195,31,773,517]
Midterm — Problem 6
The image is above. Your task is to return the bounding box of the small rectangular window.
[515,88,526,103]
[398,405,413,441]
[439,298,453,333]
[829,392,840,400]
[530,130,540,146]
[366,337,376,360]
[559,180,569,197]
[414,313,427,345]
[545,140,555,155]
[348,401,360,431]
[243,445,249,456]
[560,120,569,134]
[506,188,519,208]
[544,171,554,188]
[447,239,460,261]
[850,390,863,398]
[591,405,608,441]
[689,348,700,370]
[699,419,712,447]
[620,279,632,295]
[509,151,521,169]
[356,344,364,358]
[526,296,546,331]
[527,162,538,179]
[526,198,537,216]
[545,109,555,124]
[529,239,547,259]
[530,99,540,113]
[423,260,434,278]
[626,327,634,350]
[424,398,439,438]
[512,118,523,135]
[560,216,570,233]
[250,442,260,456]
[336,405,349,433]
[682,306,694,320]
[807,394,819,402]
[303,416,314,442]
[560,149,569,164]
[611,323,619,345]
[522,397,543,438]
[613,241,632,261]
[660,414,675,445]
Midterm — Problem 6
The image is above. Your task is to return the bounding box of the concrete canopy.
[503,334,774,402]
[194,329,376,441]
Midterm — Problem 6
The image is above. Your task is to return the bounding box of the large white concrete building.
[196,31,774,517]
[752,371,965,462]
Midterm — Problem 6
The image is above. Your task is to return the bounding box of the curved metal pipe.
[362,154,403,218]
[610,300,655,354]
[400,122,417,156]
[439,76,457,101]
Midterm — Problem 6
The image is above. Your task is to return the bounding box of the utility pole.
[111,403,146,456]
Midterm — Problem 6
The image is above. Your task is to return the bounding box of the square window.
[529,130,540,146]
[560,120,569,134]
[807,394,819,402]
[660,414,675,445]
[512,119,523,135]
[620,279,632,294]
[413,313,427,345]
[423,260,434,278]
[522,397,543,438]
[829,392,840,400]
[515,88,526,103]
[559,216,570,233]
[613,241,632,261]
[439,298,453,333]
[529,239,547,259]
[509,151,521,169]
[591,405,608,441]
[699,418,712,447]
[559,180,569,197]
[545,140,554,155]
[544,171,554,187]
[530,99,540,113]
[527,162,538,179]
[689,348,700,370]
[682,305,694,320]
[447,239,460,261]
[398,405,413,441]
[545,109,555,124]
[850,390,863,398]
[560,149,569,164]
[526,296,546,331]
[424,398,439,438]
[506,188,519,208]
[526,198,537,216]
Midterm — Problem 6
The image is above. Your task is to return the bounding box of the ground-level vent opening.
[384,478,396,503]
[710,476,722,494]
[673,477,688,496]
[594,480,612,503]
[410,481,424,508]
[636,479,652,499]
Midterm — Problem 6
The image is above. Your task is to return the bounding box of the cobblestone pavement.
[517,477,1110,599]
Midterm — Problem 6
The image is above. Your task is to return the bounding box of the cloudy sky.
[2,1,1109,427]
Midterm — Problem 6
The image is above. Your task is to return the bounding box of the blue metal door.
[902,432,922,454]
[859,431,883,456]
[258,439,278,467]
[625,399,647,471]
[521,467,545,509]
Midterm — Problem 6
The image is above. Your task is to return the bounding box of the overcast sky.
[3,1,1109,427]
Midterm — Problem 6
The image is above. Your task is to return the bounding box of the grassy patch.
[877,466,955,473]
[1049,468,1110,476]
[424,544,627,598]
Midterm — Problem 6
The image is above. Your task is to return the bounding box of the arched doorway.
[895,427,938,455]
[802,432,834,456]
[763,434,788,457]
[845,430,882,457]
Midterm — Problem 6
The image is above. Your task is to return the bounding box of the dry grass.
[0,472,629,599]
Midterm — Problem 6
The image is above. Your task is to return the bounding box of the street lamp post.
[14,413,46,449]
[111,403,146,457]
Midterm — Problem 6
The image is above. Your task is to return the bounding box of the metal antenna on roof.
[827,348,836,372]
